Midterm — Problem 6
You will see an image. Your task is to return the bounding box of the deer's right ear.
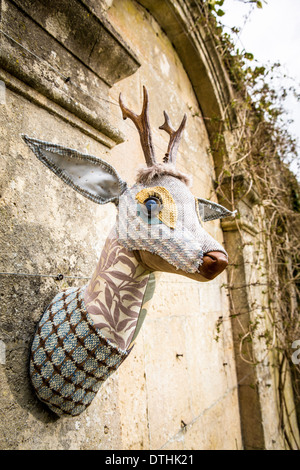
[196,197,237,222]
[22,135,127,205]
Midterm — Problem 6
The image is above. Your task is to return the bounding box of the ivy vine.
[200,0,300,449]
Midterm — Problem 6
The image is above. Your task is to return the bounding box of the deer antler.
[159,111,187,165]
[119,86,156,167]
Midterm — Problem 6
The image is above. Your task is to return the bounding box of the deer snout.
[198,251,228,280]
[133,249,228,282]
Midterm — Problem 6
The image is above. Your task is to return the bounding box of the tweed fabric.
[116,175,228,274]
[135,186,177,229]
[22,135,127,205]
[196,197,237,222]
[29,286,129,416]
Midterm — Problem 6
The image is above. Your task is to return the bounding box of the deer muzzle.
[133,250,228,282]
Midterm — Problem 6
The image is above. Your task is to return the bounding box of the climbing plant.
[200,0,300,449]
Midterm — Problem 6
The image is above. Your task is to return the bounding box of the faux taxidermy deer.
[23,87,236,417]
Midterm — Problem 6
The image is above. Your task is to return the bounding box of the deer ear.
[196,197,237,222]
[22,135,127,204]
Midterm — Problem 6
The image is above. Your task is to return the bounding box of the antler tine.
[159,111,187,164]
[119,86,156,167]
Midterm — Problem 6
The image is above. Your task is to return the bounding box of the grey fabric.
[197,198,237,222]
[23,136,235,274]
[22,135,127,204]
[116,175,228,273]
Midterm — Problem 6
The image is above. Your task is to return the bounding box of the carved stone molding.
[218,174,260,236]
[221,219,258,237]
[138,0,237,133]
[217,173,265,449]
[0,0,141,146]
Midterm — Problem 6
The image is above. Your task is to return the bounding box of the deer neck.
[84,231,157,351]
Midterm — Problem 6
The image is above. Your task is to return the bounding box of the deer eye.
[143,197,161,217]
[135,186,177,228]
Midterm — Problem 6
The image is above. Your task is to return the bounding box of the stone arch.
[138,0,237,175]
[136,0,269,450]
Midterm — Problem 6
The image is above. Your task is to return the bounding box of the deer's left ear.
[22,135,127,205]
[196,197,237,222]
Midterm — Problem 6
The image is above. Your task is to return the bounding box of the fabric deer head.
[22,86,236,281]
[24,87,237,418]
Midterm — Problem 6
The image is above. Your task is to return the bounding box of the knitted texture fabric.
[116,175,228,274]
[29,286,129,416]
[135,186,178,229]
[22,135,128,205]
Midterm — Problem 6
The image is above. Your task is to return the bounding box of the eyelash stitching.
[135,186,177,229]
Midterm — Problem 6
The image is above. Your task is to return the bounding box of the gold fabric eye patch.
[135,186,177,229]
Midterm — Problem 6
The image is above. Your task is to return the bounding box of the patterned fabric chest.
[30,286,129,416]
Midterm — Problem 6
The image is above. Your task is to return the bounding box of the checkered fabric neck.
[30,286,130,417]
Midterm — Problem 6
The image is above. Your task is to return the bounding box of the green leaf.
[216,8,225,16]
[208,0,216,9]
[256,1,263,8]
[244,52,254,61]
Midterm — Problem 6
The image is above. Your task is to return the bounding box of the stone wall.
[0,0,297,450]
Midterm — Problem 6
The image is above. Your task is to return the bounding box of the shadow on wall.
[2,276,60,423]
[0,209,83,424]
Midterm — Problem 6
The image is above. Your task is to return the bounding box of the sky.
[220,0,300,178]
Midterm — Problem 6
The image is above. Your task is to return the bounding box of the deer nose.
[199,251,228,280]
